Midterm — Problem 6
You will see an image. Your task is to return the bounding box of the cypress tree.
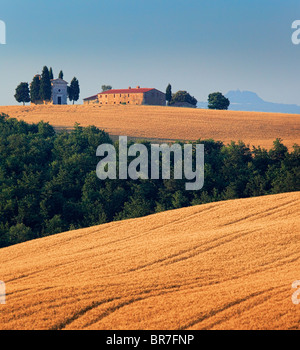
[68,77,80,104]
[39,66,52,101]
[166,84,172,105]
[49,67,54,80]
[30,75,41,103]
[58,70,64,79]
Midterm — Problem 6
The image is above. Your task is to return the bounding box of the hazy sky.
[0,0,299,105]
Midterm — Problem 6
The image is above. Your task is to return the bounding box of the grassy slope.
[0,192,299,330]
[0,104,299,149]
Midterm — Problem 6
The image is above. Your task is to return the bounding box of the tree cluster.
[165,85,197,106]
[165,85,231,110]
[14,66,80,105]
[101,85,112,92]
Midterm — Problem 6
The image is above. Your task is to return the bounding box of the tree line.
[166,84,230,110]
[14,66,80,105]
[0,113,299,247]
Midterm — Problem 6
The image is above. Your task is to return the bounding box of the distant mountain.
[197,90,300,114]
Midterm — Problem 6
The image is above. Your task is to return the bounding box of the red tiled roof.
[99,88,154,95]
[51,78,68,84]
[83,94,98,101]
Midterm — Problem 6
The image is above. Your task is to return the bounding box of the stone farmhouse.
[83,86,166,106]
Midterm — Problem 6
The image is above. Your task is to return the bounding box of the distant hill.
[198,90,300,114]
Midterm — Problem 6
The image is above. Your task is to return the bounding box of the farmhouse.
[83,86,166,106]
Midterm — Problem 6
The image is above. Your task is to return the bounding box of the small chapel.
[51,78,68,105]
[31,74,68,105]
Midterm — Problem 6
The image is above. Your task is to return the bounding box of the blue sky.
[0,0,299,105]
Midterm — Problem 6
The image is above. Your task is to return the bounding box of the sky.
[0,0,299,106]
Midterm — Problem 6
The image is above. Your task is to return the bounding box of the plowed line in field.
[180,285,282,330]
[222,198,299,227]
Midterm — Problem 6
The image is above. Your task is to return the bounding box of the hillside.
[0,192,299,330]
[0,104,299,149]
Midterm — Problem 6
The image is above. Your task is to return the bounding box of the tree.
[208,92,230,110]
[166,84,172,105]
[49,67,54,80]
[101,85,112,92]
[58,70,64,79]
[44,215,64,236]
[14,82,30,105]
[39,66,52,101]
[30,75,41,103]
[8,223,34,245]
[68,77,80,104]
[170,90,197,106]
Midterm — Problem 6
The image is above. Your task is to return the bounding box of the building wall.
[84,88,166,106]
[83,96,99,105]
[143,89,166,106]
[170,102,197,108]
[94,89,166,106]
[51,81,68,105]
[84,98,99,105]
[98,92,145,105]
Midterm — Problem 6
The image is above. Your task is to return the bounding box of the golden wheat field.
[1,104,299,149]
[0,192,299,330]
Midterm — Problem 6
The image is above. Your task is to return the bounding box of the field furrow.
[0,192,299,329]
